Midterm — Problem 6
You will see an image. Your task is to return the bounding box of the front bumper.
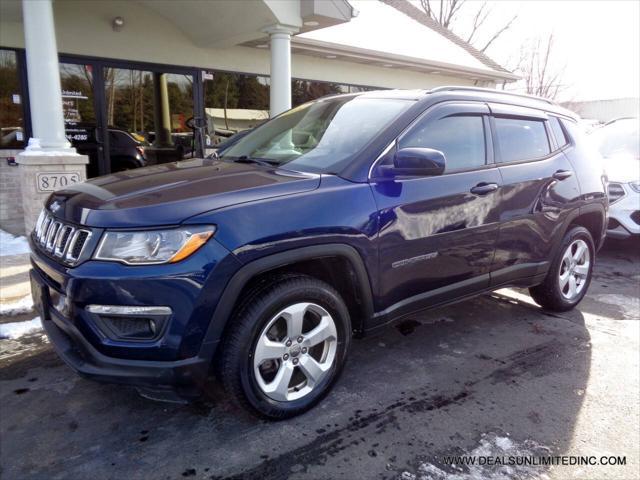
[607,187,640,239]
[31,267,209,398]
[29,229,242,397]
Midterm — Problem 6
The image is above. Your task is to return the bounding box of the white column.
[264,25,298,117]
[21,0,73,152]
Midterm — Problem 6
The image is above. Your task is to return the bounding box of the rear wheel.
[218,275,351,419]
[529,226,594,312]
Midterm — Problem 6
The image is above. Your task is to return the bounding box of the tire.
[218,274,352,419]
[529,226,595,312]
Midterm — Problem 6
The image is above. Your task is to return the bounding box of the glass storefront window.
[0,49,26,148]
[104,68,195,166]
[204,72,270,145]
[291,80,378,107]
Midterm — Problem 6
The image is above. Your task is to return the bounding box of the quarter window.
[399,115,486,172]
[494,117,550,162]
[549,116,569,148]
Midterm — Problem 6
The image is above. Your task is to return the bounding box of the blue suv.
[30,87,607,418]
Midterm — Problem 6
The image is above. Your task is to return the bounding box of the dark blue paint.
[30,89,608,396]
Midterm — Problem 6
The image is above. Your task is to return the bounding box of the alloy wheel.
[559,239,590,300]
[253,302,338,402]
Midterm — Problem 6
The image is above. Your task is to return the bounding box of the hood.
[46,159,320,228]
[603,155,640,184]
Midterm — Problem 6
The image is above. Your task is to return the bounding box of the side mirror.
[377,147,446,178]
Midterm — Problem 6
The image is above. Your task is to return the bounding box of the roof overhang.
[135,0,354,48]
[242,36,520,83]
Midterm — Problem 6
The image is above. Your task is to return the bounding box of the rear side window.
[400,115,486,172]
[549,116,569,148]
[494,117,550,163]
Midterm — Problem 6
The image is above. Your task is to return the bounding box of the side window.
[494,117,550,163]
[549,116,569,148]
[399,115,486,172]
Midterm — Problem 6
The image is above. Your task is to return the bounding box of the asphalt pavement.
[1,239,638,480]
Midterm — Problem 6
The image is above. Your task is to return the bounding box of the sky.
[417,0,640,102]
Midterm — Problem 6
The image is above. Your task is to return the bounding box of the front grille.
[33,210,92,265]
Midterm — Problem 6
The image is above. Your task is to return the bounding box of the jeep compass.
[30,87,607,418]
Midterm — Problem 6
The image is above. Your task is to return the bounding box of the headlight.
[94,226,215,265]
[630,181,640,193]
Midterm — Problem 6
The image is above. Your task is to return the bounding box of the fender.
[551,202,607,259]
[196,244,375,363]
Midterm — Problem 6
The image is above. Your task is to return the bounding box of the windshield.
[590,119,640,160]
[219,96,412,173]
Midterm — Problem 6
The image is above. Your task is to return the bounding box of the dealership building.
[0,0,516,235]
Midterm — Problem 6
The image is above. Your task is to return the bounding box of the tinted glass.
[204,72,270,146]
[0,49,26,148]
[220,96,411,173]
[549,116,568,148]
[495,117,550,162]
[400,115,486,172]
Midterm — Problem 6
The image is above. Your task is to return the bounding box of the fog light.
[86,305,171,341]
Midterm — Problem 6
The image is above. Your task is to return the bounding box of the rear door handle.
[470,182,499,195]
[553,169,573,181]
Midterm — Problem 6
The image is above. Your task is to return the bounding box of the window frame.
[0,47,32,150]
[489,114,555,166]
[547,115,572,151]
[369,101,495,181]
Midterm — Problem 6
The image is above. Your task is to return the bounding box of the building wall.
[0,0,479,91]
[561,98,639,123]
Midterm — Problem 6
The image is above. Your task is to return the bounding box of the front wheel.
[529,226,595,312]
[218,275,351,419]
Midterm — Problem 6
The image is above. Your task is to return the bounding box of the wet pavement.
[1,239,638,480]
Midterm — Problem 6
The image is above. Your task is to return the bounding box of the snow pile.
[0,295,34,316]
[400,433,551,480]
[0,229,31,256]
[0,317,42,339]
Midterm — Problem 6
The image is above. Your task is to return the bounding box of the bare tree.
[512,33,566,100]
[419,0,517,53]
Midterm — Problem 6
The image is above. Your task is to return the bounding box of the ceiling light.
[304,21,320,27]
[112,16,124,32]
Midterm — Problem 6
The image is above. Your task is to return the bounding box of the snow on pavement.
[0,295,34,316]
[0,229,31,257]
[399,433,551,480]
[0,317,43,340]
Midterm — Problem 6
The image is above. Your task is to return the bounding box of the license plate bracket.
[30,271,50,321]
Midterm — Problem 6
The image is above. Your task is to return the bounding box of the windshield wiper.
[234,155,277,167]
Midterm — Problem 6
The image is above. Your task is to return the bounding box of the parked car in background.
[31,87,607,419]
[590,117,640,239]
[66,123,148,177]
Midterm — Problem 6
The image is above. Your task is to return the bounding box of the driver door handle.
[553,169,573,181]
[470,182,499,195]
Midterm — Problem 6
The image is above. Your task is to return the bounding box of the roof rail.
[428,86,556,105]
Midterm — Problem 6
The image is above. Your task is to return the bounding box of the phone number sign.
[36,172,81,192]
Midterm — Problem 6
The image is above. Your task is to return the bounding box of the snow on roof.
[298,0,498,74]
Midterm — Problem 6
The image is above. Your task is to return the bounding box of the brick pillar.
[16,153,89,233]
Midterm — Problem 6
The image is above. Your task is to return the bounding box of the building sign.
[36,172,81,192]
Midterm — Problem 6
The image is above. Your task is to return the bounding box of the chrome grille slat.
[32,210,92,266]
[46,222,61,251]
[54,225,74,257]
